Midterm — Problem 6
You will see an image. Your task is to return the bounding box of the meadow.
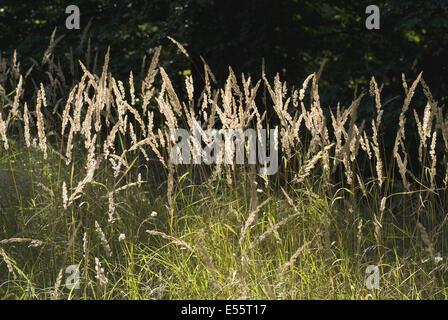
[0,33,447,299]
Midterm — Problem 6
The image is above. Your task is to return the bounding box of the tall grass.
[0,32,447,299]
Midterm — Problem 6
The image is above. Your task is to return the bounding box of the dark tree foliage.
[1,0,447,117]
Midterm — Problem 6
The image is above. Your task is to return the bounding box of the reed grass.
[0,32,447,299]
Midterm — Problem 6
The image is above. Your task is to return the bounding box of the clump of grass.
[0,31,448,299]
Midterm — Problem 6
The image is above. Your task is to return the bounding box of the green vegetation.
[0,33,448,299]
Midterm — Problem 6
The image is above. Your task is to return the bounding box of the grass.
[0,32,448,300]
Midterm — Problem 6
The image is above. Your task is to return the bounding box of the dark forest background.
[1,0,447,116]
